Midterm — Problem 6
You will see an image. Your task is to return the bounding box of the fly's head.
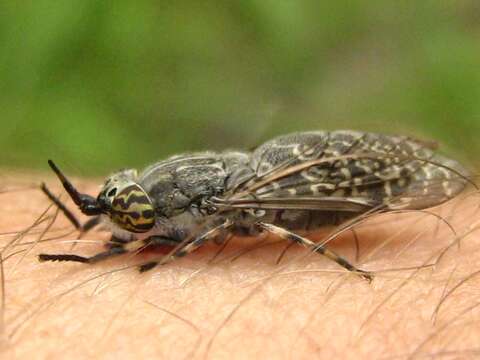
[47,160,155,233]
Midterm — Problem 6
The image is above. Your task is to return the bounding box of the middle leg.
[138,221,234,272]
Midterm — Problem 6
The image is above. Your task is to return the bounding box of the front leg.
[39,237,128,264]
[148,235,183,247]
[41,183,101,234]
[38,235,183,265]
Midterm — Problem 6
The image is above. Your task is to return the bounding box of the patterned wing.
[216,130,470,212]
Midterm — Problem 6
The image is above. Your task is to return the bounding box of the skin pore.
[1,171,480,359]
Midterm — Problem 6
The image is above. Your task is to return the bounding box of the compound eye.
[110,184,155,233]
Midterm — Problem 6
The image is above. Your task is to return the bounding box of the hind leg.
[258,222,373,282]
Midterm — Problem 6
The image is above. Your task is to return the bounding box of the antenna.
[47,160,103,216]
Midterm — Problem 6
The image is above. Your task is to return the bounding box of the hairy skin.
[1,171,480,359]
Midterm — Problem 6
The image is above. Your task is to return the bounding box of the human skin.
[1,171,480,359]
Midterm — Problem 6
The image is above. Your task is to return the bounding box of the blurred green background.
[1,1,479,175]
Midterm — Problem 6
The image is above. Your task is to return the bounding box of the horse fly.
[38,130,471,281]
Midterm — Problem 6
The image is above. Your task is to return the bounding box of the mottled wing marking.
[219,130,469,211]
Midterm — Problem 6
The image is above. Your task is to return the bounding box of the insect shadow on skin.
[37,131,473,282]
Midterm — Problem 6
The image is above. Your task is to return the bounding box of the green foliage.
[1,1,479,175]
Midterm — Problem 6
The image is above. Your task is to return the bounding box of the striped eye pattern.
[110,184,155,233]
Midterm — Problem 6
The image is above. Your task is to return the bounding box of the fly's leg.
[81,216,102,233]
[104,235,180,249]
[38,235,144,264]
[38,235,182,265]
[258,222,373,282]
[38,245,127,264]
[148,236,183,247]
[138,221,233,272]
[41,183,101,233]
[105,236,130,246]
